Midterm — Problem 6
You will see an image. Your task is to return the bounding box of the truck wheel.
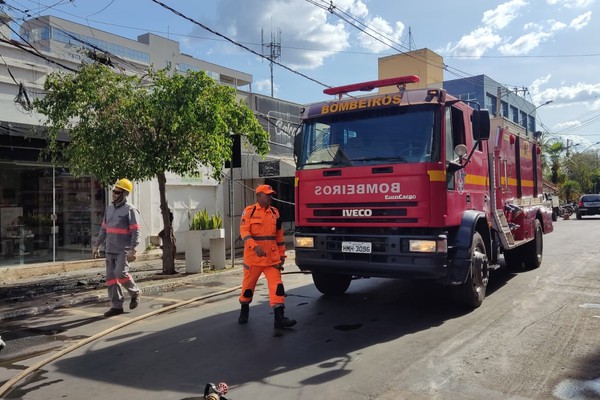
[523,219,543,270]
[453,232,488,309]
[312,272,352,296]
[504,247,524,271]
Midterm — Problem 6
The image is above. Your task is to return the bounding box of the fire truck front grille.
[306,201,418,224]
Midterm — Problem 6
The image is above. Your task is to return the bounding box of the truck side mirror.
[293,132,302,162]
[472,109,490,141]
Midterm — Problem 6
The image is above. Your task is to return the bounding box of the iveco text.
[342,209,372,217]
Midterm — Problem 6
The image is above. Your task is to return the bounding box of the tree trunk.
[158,171,177,275]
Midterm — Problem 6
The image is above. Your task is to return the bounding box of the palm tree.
[540,135,564,185]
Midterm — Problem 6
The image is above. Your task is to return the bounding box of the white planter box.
[185,229,226,273]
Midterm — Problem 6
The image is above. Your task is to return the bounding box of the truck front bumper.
[294,232,450,282]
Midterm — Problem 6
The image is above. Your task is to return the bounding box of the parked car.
[575,194,600,219]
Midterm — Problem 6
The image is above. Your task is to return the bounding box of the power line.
[150,0,332,91]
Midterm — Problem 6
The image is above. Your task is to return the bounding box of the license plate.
[584,202,600,207]
[341,241,372,254]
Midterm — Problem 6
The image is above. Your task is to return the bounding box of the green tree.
[34,63,269,274]
[540,137,564,186]
[561,179,581,203]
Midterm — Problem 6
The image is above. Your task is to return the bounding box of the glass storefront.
[0,162,106,266]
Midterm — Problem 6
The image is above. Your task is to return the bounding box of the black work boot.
[104,308,124,318]
[238,303,249,324]
[274,306,296,329]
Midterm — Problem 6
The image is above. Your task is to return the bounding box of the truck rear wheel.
[453,232,488,309]
[523,219,543,270]
[312,272,352,296]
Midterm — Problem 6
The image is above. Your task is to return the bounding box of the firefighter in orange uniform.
[238,184,296,329]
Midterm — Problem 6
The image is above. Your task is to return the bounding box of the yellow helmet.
[114,178,133,193]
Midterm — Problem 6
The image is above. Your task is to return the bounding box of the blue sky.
[3,0,600,148]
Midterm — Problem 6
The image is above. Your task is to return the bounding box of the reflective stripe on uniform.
[251,236,276,240]
[106,275,133,286]
[106,227,130,235]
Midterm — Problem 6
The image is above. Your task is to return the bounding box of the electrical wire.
[150,0,332,91]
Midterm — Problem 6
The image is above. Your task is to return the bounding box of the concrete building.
[378,49,444,91]
[444,74,541,136]
[0,13,300,267]
[375,49,539,136]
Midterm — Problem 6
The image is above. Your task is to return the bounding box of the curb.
[0,265,243,321]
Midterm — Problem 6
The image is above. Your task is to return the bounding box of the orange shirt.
[240,203,285,266]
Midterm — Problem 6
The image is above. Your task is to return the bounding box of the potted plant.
[185,209,225,273]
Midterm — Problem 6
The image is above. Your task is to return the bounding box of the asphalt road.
[1,216,599,399]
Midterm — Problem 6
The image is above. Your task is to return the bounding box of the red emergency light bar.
[323,75,420,96]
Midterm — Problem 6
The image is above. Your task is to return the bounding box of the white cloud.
[482,0,528,30]
[499,31,554,55]
[357,17,404,53]
[204,0,352,69]
[532,80,600,106]
[202,0,409,68]
[569,11,592,30]
[547,0,595,8]
[555,120,582,130]
[442,27,502,57]
[550,20,568,31]
[254,78,278,97]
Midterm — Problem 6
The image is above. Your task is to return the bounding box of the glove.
[92,246,100,258]
[253,245,266,257]
[276,255,286,271]
[127,249,137,262]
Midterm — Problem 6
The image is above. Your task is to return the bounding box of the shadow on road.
[2,270,520,397]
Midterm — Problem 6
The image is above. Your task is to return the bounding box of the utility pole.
[261,28,281,98]
[496,86,527,117]
[565,139,580,203]
[566,139,579,158]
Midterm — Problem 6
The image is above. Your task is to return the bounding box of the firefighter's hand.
[127,249,137,262]
[253,245,266,257]
[92,246,100,259]
[277,256,286,271]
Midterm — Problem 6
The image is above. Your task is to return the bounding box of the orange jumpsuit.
[239,203,286,307]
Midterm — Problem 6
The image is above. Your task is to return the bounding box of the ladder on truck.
[492,209,529,250]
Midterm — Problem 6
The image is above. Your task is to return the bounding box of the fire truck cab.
[293,76,553,308]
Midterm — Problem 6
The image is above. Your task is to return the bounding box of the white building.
[0,13,299,267]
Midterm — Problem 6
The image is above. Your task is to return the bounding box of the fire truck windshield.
[298,104,440,169]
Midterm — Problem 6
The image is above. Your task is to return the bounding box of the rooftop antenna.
[261,27,281,97]
[403,27,416,51]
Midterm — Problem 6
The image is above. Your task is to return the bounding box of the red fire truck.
[293,75,553,308]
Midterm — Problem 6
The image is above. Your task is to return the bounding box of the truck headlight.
[409,239,447,253]
[294,236,315,248]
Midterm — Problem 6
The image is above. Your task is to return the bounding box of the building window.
[510,106,518,123]
[485,93,496,116]
[0,162,106,266]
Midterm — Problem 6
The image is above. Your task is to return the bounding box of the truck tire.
[453,232,488,309]
[312,272,352,296]
[523,219,543,270]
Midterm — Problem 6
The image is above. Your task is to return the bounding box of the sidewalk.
[0,248,298,321]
